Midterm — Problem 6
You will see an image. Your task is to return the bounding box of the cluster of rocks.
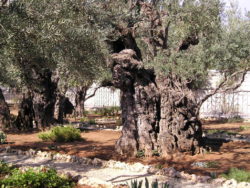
[1,147,250,188]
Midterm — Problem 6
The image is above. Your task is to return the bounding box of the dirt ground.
[1,122,250,177]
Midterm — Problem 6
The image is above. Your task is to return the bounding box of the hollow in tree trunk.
[111,50,202,157]
[0,88,10,130]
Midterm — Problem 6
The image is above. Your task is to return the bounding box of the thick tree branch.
[196,68,249,114]
[85,85,102,101]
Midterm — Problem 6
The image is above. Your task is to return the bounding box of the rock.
[130,162,147,172]
[5,146,11,153]
[92,158,104,167]
[72,175,82,182]
[212,177,227,185]
[222,179,238,188]
[147,166,159,174]
[28,149,36,156]
[191,161,207,168]
[160,167,178,177]
[197,176,211,183]
[237,182,250,188]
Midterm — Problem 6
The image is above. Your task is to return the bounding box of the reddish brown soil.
[1,122,250,177]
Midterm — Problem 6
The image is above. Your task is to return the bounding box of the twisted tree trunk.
[15,92,34,130]
[0,88,10,130]
[74,86,88,117]
[31,69,57,129]
[111,50,202,157]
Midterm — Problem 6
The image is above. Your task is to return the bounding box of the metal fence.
[2,86,250,119]
[200,90,250,119]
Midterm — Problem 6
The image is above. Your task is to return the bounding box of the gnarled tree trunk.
[74,86,88,117]
[15,92,34,130]
[111,50,202,157]
[31,69,57,129]
[0,88,10,130]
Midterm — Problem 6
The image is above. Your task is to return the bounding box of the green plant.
[0,161,15,175]
[239,125,250,131]
[0,168,74,188]
[38,126,82,143]
[205,161,219,168]
[221,168,250,182]
[88,119,96,125]
[210,172,217,179]
[155,164,163,170]
[136,150,145,158]
[129,178,169,188]
[0,131,6,144]
[152,150,160,157]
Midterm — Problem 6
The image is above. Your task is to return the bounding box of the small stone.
[237,182,250,188]
[92,158,103,167]
[212,177,227,185]
[222,179,238,188]
[197,176,211,183]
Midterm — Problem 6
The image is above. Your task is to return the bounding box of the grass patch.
[221,168,250,182]
[0,167,74,188]
[38,126,82,143]
[205,161,220,168]
[239,125,250,131]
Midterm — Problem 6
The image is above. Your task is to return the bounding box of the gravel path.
[0,150,248,188]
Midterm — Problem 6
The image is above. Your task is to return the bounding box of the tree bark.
[0,88,10,130]
[111,50,202,157]
[74,86,88,117]
[15,92,34,130]
[31,69,57,129]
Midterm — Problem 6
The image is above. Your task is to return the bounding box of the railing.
[200,90,250,119]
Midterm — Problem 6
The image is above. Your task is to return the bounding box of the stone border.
[1,147,250,188]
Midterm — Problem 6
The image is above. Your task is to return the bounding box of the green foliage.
[205,161,220,168]
[136,150,145,158]
[0,0,107,90]
[0,161,15,175]
[0,168,74,188]
[152,150,160,157]
[221,168,250,182]
[129,178,169,188]
[0,131,6,144]
[239,125,250,131]
[38,126,82,143]
[95,106,121,116]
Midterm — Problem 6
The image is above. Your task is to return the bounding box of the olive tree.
[89,0,250,156]
[0,0,106,129]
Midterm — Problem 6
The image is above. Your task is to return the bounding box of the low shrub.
[0,168,74,188]
[239,125,250,131]
[136,150,145,158]
[221,168,250,182]
[0,161,15,176]
[38,126,82,142]
[0,131,6,144]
